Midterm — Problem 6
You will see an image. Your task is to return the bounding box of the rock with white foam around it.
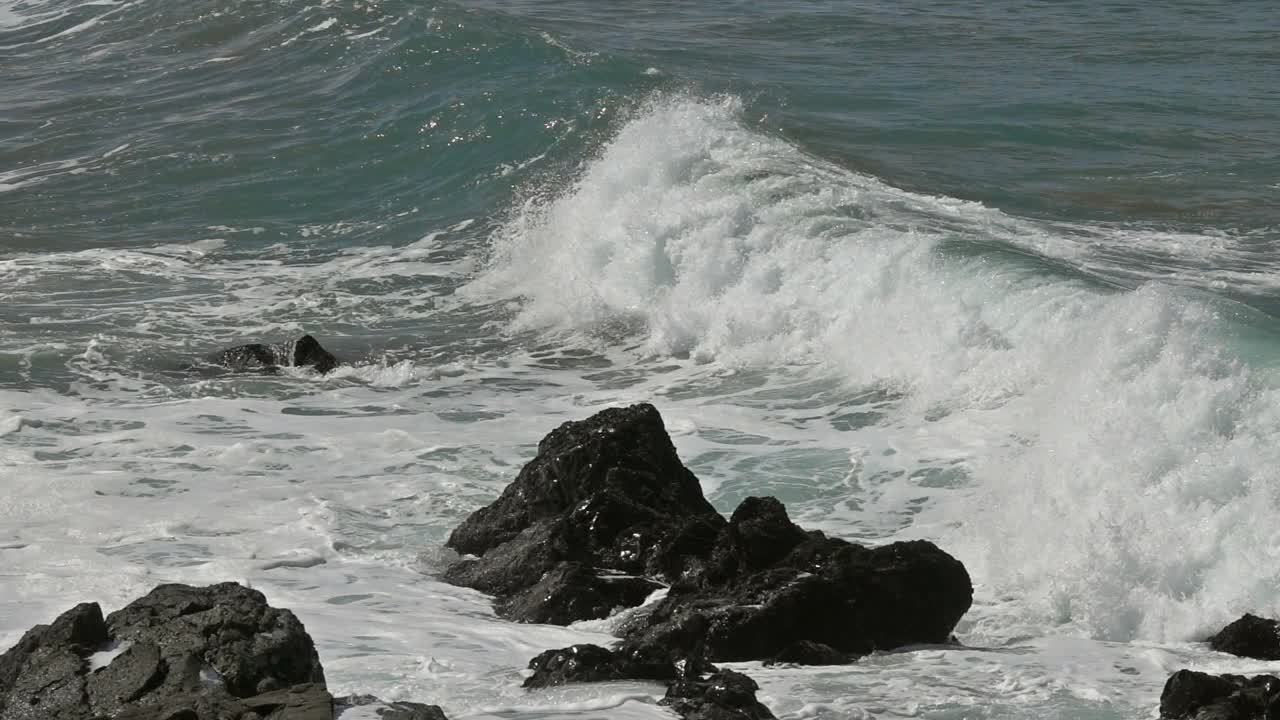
[441,403,974,720]
[1208,614,1280,661]
[443,404,972,656]
[204,334,340,374]
[0,582,447,720]
[1159,669,1280,719]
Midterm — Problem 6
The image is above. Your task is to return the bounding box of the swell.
[465,94,1280,644]
[1,0,658,256]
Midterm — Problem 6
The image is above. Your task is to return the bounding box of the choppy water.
[3,1,1280,717]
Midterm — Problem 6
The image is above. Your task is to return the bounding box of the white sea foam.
[4,94,1279,720]
[466,95,1280,647]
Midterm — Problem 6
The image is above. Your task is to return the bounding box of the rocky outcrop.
[1208,614,1280,661]
[206,334,340,374]
[0,583,444,720]
[1159,669,1280,719]
[660,669,777,720]
[523,644,676,688]
[616,497,971,664]
[442,403,974,720]
[442,404,972,659]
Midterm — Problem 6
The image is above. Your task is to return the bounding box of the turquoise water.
[3,1,1280,718]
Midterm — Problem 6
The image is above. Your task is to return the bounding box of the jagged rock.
[442,404,972,659]
[105,582,326,698]
[0,602,110,720]
[444,404,725,602]
[442,403,731,615]
[206,334,340,374]
[523,644,676,688]
[335,694,449,720]
[443,404,971,720]
[1209,614,1280,661]
[1160,669,1280,719]
[660,669,777,720]
[114,683,335,720]
[617,500,971,663]
[0,583,447,720]
[496,562,664,625]
[764,640,851,666]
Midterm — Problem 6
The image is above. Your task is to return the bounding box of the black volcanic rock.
[442,403,973,720]
[1209,614,1280,661]
[764,640,851,666]
[496,562,664,625]
[617,504,971,663]
[442,404,972,653]
[444,403,727,623]
[0,583,446,720]
[523,644,676,688]
[206,334,340,374]
[1160,669,1280,719]
[660,669,777,720]
[104,582,326,698]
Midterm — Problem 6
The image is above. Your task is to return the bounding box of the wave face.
[4,1,1280,718]
[467,94,1280,645]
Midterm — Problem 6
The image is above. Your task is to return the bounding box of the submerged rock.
[1208,614,1280,661]
[205,334,340,374]
[0,583,445,720]
[1159,669,1280,719]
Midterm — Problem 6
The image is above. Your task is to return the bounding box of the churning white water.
[4,96,1280,718]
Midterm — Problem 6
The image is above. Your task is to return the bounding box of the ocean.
[3,0,1279,717]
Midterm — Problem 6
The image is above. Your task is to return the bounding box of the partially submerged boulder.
[0,583,445,720]
[206,334,340,374]
[442,403,972,663]
[1159,669,1280,719]
[660,669,777,720]
[442,403,974,720]
[1208,614,1280,661]
[444,403,728,623]
[523,643,676,689]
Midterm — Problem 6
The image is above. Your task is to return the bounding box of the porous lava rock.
[442,403,974,720]
[1159,669,1280,719]
[1208,614,1280,661]
[0,582,446,720]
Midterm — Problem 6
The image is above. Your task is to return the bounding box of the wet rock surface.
[660,669,777,720]
[0,583,444,720]
[523,643,676,688]
[1160,669,1280,719]
[205,334,340,374]
[443,404,972,660]
[442,403,975,720]
[1208,614,1280,661]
